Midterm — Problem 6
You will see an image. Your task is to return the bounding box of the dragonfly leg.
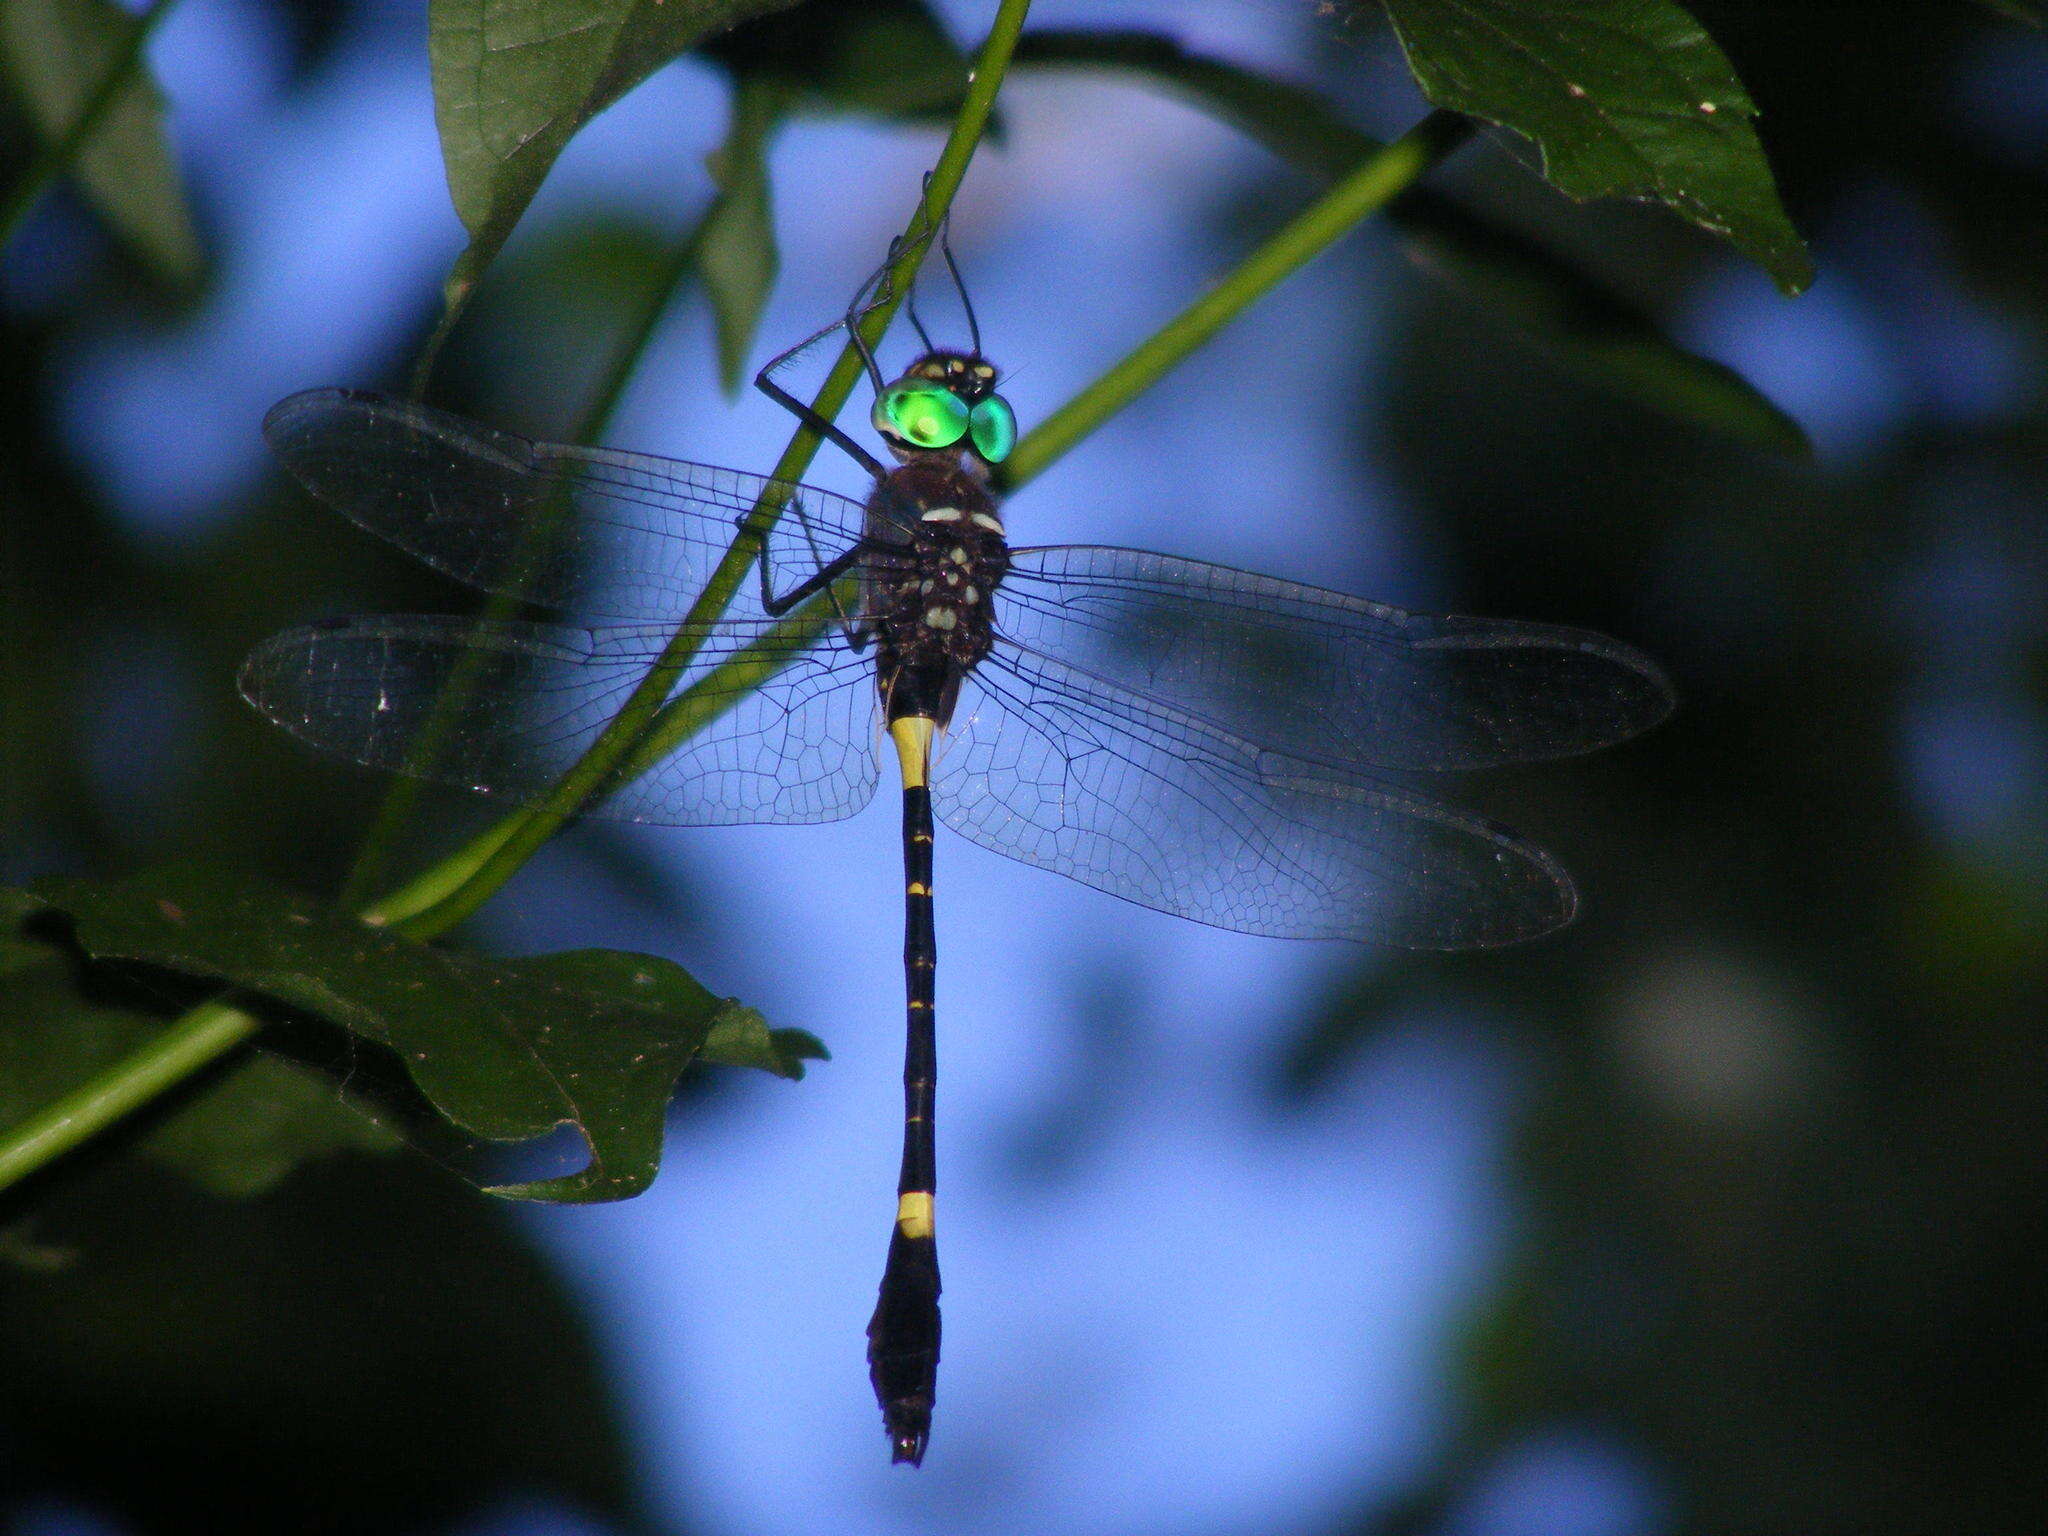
[740,533,869,618]
[910,201,980,358]
[754,364,888,482]
[751,245,912,482]
[750,225,945,482]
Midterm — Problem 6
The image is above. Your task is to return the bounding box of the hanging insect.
[243,247,1672,1464]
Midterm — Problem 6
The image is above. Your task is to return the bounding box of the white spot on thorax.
[922,507,963,522]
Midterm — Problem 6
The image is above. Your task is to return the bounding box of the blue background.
[7,3,2047,1534]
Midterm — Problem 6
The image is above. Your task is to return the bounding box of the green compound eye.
[875,383,969,449]
[968,394,1017,463]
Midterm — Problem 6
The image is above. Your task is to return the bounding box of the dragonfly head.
[873,351,1017,474]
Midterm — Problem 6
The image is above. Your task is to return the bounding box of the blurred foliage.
[696,76,783,393]
[1284,5,2048,1533]
[2,0,2046,1528]
[0,0,197,286]
[699,0,968,113]
[22,863,819,1201]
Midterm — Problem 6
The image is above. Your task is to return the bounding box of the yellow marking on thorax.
[889,716,935,789]
[896,1191,934,1239]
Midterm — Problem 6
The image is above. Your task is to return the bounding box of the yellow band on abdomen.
[889,716,936,789]
[896,1191,934,1239]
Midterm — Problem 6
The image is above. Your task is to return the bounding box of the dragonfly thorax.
[866,459,1010,727]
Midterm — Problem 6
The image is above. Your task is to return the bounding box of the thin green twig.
[0,999,257,1193]
[0,52,1478,1201]
[1004,109,1472,490]
[368,0,1038,937]
[340,160,719,908]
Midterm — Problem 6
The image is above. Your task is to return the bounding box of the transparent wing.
[239,614,880,826]
[263,389,877,622]
[996,546,1674,772]
[931,642,1575,949]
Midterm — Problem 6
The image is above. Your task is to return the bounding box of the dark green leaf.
[1378,0,1814,295]
[0,892,397,1198]
[1014,28,1806,452]
[424,0,799,351]
[699,77,784,393]
[29,866,806,1203]
[0,0,200,284]
[702,0,969,118]
[142,1053,403,1198]
[0,1221,74,1274]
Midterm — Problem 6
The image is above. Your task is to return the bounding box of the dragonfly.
[241,262,1673,1466]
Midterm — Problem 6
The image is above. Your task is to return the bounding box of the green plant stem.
[370,0,1037,939]
[0,999,256,1193]
[380,99,1468,935]
[753,7,1035,498]
[0,0,1040,1202]
[339,196,717,910]
[0,55,1456,1201]
[0,0,181,255]
[1004,109,1473,490]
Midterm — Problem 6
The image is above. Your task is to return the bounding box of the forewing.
[239,615,879,826]
[263,389,873,622]
[997,546,1673,772]
[932,646,1575,949]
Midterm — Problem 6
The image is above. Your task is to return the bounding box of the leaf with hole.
[26,866,819,1202]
